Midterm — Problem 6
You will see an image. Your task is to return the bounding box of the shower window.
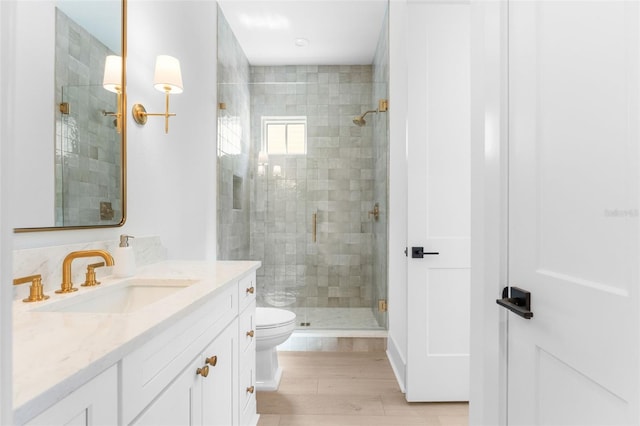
[262,116,307,155]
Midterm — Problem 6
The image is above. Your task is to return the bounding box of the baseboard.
[386,333,406,393]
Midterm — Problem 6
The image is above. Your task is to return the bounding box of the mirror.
[14,0,126,232]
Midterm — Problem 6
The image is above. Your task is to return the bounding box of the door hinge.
[404,247,408,257]
[378,299,388,312]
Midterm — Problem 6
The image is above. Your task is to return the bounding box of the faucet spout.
[57,250,114,294]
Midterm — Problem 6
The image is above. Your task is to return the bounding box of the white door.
[504,1,640,423]
[406,1,471,401]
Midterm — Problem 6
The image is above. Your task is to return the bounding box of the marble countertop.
[12,260,261,424]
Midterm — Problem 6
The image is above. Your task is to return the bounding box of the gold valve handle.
[246,286,255,294]
[246,330,255,338]
[13,274,50,303]
[206,355,218,367]
[82,262,105,287]
[246,386,255,394]
[197,365,209,377]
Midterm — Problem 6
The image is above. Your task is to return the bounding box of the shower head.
[352,110,377,127]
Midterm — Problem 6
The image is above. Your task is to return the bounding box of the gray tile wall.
[216,6,252,261]
[250,66,377,311]
[55,9,121,226]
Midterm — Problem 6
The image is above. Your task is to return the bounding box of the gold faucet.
[57,250,114,294]
[13,274,49,303]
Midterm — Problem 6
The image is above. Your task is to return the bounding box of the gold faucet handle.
[13,274,50,303]
[82,262,105,287]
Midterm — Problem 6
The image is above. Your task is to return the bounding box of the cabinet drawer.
[239,300,256,354]
[122,284,237,425]
[238,271,256,311]
[239,357,256,415]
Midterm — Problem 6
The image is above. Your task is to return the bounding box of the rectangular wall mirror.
[14,0,127,233]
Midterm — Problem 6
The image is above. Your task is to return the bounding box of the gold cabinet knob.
[206,355,218,367]
[197,365,209,378]
[246,386,255,394]
[246,286,255,294]
[246,330,255,338]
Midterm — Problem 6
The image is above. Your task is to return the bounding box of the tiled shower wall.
[216,7,252,261]
[371,9,390,327]
[55,9,121,226]
[250,65,377,311]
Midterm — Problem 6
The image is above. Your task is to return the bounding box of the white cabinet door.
[24,366,117,426]
[505,1,640,424]
[202,319,238,426]
[406,0,471,402]
[132,356,202,426]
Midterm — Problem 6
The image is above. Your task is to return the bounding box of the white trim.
[386,333,406,393]
[0,1,15,423]
[469,1,508,425]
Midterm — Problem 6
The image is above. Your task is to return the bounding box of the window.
[262,116,307,155]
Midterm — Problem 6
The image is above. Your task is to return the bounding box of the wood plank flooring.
[257,352,469,426]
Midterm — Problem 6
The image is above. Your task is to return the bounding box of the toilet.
[255,307,296,391]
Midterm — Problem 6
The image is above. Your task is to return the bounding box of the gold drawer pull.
[246,330,255,338]
[246,286,255,294]
[206,355,218,367]
[246,386,255,394]
[196,365,209,378]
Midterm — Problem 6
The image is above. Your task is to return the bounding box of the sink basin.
[34,278,200,314]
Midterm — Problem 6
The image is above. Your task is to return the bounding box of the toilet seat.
[256,307,296,329]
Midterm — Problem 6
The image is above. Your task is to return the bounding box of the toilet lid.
[256,307,297,328]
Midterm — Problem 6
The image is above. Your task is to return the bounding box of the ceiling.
[217,0,388,66]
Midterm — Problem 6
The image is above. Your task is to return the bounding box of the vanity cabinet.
[238,272,257,425]
[132,320,238,426]
[23,365,118,426]
[123,270,257,426]
[16,264,259,426]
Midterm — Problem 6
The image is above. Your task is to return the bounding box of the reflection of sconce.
[102,55,122,133]
[272,165,282,177]
[257,151,269,177]
[132,55,183,134]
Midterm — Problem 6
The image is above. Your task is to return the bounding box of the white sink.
[34,278,200,314]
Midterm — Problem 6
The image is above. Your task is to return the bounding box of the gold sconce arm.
[102,92,123,134]
[13,274,50,303]
[132,89,176,134]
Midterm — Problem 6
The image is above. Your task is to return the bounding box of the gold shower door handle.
[312,212,317,243]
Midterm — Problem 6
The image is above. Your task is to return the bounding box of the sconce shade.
[258,151,269,164]
[154,55,183,94]
[273,165,282,177]
[103,55,122,93]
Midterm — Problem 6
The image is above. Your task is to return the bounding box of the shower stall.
[216,5,389,332]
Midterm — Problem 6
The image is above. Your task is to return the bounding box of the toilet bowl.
[255,307,296,391]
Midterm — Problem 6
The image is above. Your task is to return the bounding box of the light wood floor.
[257,351,469,426]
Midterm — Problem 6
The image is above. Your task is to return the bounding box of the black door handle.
[411,247,439,258]
[496,286,534,319]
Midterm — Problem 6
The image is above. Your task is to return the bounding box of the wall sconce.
[257,165,266,177]
[132,55,183,134]
[102,55,122,133]
[272,165,282,177]
[257,151,269,177]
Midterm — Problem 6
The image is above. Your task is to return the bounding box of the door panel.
[507,1,639,423]
[406,0,471,402]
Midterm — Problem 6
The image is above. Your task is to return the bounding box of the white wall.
[13,1,55,228]
[387,0,409,391]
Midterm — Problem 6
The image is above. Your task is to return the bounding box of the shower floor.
[289,307,384,330]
